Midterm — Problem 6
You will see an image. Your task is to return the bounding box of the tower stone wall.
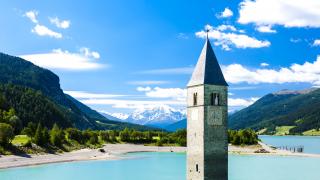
[187,38,228,180]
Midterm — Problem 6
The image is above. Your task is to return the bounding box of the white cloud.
[49,17,70,29]
[313,39,320,46]
[24,10,63,39]
[137,86,255,108]
[32,24,62,38]
[143,87,187,101]
[238,0,320,28]
[140,56,320,86]
[80,96,257,110]
[65,90,184,110]
[139,67,194,75]
[25,10,38,23]
[64,91,125,99]
[256,25,276,33]
[218,7,233,18]
[196,25,270,50]
[81,98,185,109]
[229,97,259,107]
[223,55,320,85]
[77,88,256,110]
[20,48,105,71]
[216,25,237,32]
[260,62,269,67]
[136,87,152,92]
[80,47,100,59]
[128,81,170,85]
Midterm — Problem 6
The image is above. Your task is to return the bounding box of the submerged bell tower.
[187,34,228,180]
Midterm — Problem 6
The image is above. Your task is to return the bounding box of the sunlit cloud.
[24,10,63,39]
[313,39,320,46]
[31,24,62,38]
[20,48,105,71]
[64,91,125,99]
[217,7,233,18]
[256,25,277,33]
[24,10,38,23]
[196,24,270,50]
[49,17,70,29]
[223,55,320,85]
[260,62,269,67]
[238,0,320,28]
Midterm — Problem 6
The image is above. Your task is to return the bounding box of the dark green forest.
[229,89,320,134]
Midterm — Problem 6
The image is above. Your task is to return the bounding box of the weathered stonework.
[187,38,228,180]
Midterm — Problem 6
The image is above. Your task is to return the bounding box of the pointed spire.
[187,38,228,87]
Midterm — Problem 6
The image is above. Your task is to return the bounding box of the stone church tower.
[187,36,228,180]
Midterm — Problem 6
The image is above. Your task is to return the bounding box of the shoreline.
[0,143,319,170]
[259,134,320,137]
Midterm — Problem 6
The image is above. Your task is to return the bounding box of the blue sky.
[1,0,320,115]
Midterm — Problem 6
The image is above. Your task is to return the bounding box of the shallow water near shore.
[0,152,320,180]
[259,135,320,154]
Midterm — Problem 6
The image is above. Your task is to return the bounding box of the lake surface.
[259,135,320,154]
[1,152,320,180]
[1,135,320,180]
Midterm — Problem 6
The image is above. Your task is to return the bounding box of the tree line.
[228,129,259,145]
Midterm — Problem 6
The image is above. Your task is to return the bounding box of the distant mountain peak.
[99,111,129,121]
[112,113,129,120]
[101,105,186,129]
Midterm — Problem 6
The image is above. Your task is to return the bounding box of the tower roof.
[187,38,228,87]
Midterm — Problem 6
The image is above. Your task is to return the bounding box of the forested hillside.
[0,52,153,131]
[229,89,320,134]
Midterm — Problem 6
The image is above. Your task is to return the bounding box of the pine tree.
[50,123,64,147]
[42,127,50,144]
[33,123,44,146]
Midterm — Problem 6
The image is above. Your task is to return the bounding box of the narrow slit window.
[196,164,199,172]
[211,93,219,106]
[215,93,219,105]
[210,93,214,105]
[193,93,198,106]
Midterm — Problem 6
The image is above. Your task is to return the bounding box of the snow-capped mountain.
[100,105,186,129]
[110,113,129,120]
[126,105,186,128]
[99,111,129,121]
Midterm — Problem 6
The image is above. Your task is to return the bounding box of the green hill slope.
[229,89,320,134]
[164,119,186,132]
[0,84,73,129]
[0,52,152,131]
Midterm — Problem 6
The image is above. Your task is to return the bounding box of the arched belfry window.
[193,93,198,106]
[211,93,220,106]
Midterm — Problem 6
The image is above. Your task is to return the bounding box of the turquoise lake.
[1,136,320,180]
[1,152,320,180]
